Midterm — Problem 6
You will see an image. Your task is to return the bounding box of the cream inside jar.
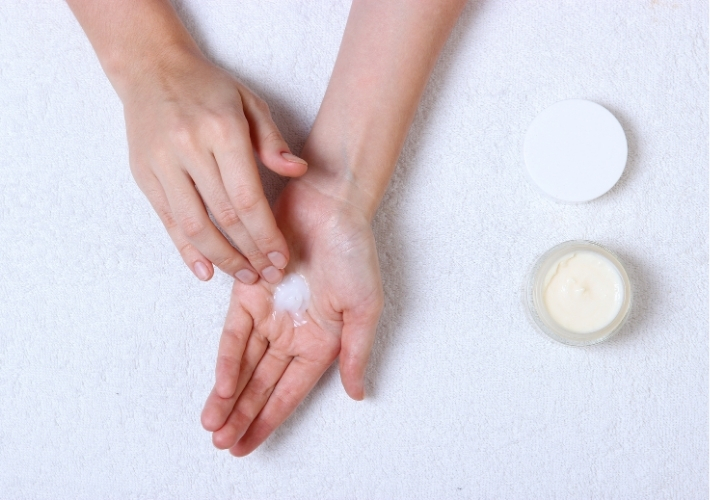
[526,241,632,346]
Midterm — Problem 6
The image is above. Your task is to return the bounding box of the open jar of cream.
[526,240,632,346]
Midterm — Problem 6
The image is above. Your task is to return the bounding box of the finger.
[230,354,336,457]
[339,303,383,401]
[136,172,214,281]
[201,331,268,432]
[186,152,283,284]
[239,90,308,177]
[214,301,253,399]
[158,168,259,283]
[211,347,292,450]
[212,127,290,281]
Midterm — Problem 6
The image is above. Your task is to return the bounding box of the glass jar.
[525,240,632,346]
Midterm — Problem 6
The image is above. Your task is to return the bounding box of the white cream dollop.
[273,273,311,327]
[543,251,624,334]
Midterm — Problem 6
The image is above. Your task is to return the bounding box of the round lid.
[523,99,628,203]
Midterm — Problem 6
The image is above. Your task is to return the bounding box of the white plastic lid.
[523,99,628,203]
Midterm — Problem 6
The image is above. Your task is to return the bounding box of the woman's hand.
[200,178,384,456]
[125,48,307,284]
[67,0,308,284]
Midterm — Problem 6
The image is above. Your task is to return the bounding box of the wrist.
[280,176,374,249]
[104,41,202,102]
[67,0,203,102]
[297,153,379,223]
[299,124,393,222]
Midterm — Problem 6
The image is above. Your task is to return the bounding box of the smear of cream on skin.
[543,251,623,334]
[273,273,311,327]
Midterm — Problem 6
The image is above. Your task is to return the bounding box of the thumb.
[339,304,383,401]
[242,95,308,177]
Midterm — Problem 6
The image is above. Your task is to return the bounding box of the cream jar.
[526,240,632,346]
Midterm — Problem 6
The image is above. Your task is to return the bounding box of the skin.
[66,0,309,285]
[202,0,467,456]
[202,179,383,456]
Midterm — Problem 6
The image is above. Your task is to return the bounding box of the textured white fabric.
[0,1,707,498]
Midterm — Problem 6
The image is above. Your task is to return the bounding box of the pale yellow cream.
[543,251,623,334]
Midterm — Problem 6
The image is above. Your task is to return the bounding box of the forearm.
[66,0,200,100]
[301,0,466,220]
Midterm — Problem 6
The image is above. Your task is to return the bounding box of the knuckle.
[212,203,241,228]
[272,388,298,412]
[159,208,178,229]
[222,323,243,340]
[231,117,251,138]
[231,406,253,429]
[176,240,195,256]
[243,226,285,255]
[212,253,245,271]
[261,128,283,147]
[143,194,179,230]
[238,358,255,377]
[247,377,271,399]
[254,97,270,115]
[217,352,239,371]
[231,185,262,214]
[179,215,207,239]
[170,122,199,153]
[151,145,174,166]
[208,113,236,142]
[250,231,279,250]
[241,248,264,265]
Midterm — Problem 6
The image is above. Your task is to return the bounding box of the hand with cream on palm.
[200,179,384,456]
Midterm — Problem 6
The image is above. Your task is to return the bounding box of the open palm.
[201,178,384,456]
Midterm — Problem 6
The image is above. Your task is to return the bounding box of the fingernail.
[281,152,307,165]
[235,269,258,284]
[267,251,287,269]
[262,266,281,284]
[194,261,210,281]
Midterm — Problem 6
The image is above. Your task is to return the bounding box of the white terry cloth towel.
[0,1,707,498]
